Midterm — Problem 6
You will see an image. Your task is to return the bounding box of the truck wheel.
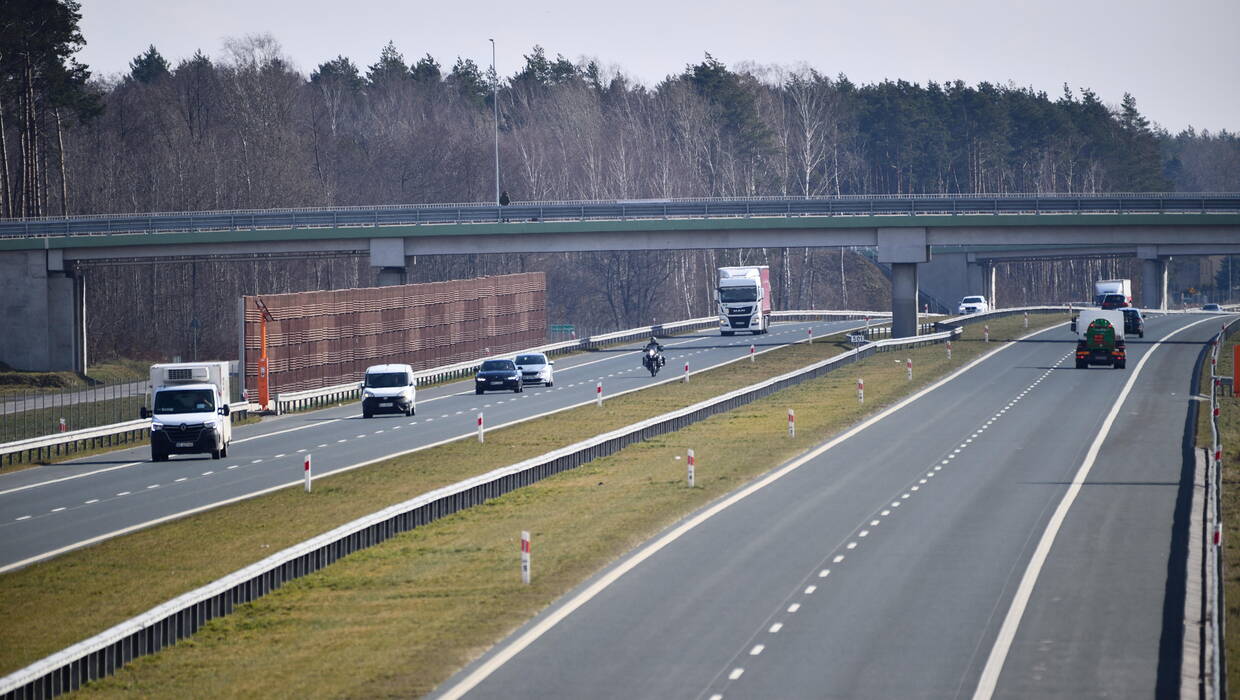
[1115,360,1126,369]
[475,387,483,395]
[407,404,416,416]
[220,443,229,458]
[211,448,222,460]
[1075,359,1087,369]
[152,449,168,462]
[545,380,553,388]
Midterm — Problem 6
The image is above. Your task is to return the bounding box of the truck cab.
[717,266,772,335]
[1074,309,1126,369]
[141,362,233,461]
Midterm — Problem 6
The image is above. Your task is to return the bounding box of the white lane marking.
[769,623,783,633]
[833,555,845,563]
[846,542,858,549]
[51,507,66,513]
[871,519,881,525]
[116,491,129,496]
[175,477,187,483]
[750,645,764,655]
[274,453,286,458]
[227,465,239,470]
[729,668,744,680]
[919,478,928,484]
[318,444,328,448]
[337,439,347,443]
[971,316,1215,700]
[296,448,306,453]
[0,460,145,497]
[146,484,159,489]
[15,515,30,521]
[788,604,801,613]
[859,530,870,537]
[251,459,263,464]
[201,471,213,476]
[901,493,910,499]
[355,434,366,438]
[84,499,99,504]
[711,695,723,700]
[819,569,831,577]
[805,585,817,594]
[880,510,891,516]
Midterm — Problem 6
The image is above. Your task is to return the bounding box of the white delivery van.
[361,364,417,418]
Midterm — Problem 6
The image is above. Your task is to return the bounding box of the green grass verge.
[0,359,148,395]
[0,316,1065,695]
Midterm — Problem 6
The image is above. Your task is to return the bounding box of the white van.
[361,364,416,418]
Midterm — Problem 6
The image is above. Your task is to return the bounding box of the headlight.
[476,376,486,382]
[151,422,163,431]
[363,389,376,398]
[203,420,218,432]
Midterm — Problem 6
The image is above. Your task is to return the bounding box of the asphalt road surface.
[436,311,1230,700]
[0,319,860,572]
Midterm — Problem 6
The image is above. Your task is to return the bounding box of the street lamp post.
[490,38,499,206]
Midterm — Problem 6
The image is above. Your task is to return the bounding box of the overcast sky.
[77,0,1238,133]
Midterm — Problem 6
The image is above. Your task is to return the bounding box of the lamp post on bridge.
[490,39,500,206]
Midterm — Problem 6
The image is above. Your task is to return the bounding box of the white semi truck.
[1093,279,1132,306]
[717,266,772,335]
[140,361,233,461]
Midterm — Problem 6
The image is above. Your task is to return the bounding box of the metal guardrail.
[0,322,961,699]
[1205,318,1238,700]
[2,193,1238,239]
[0,402,254,465]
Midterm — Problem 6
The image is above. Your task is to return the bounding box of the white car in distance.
[515,353,554,387]
[958,296,990,314]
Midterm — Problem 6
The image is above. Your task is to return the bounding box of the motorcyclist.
[643,337,665,367]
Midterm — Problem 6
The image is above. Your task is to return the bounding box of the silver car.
[515,353,555,387]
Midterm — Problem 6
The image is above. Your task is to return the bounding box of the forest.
[2,1,1238,362]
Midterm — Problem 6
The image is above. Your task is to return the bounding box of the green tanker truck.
[1074,309,1126,369]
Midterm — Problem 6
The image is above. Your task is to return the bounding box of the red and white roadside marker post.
[687,448,696,487]
[596,382,603,407]
[906,358,913,381]
[865,315,871,329]
[1023,311,1029,329]
[477,413,485,443]
[787,409,795,437]
[303,454,312,493]
[749,344,755,363]
[683,362,690,383]
[807,328,814,344]
[58,417,66,432]
[946,340,953,360]
[857,377,865,404]
[984,324,990,343]
[520,531,531,584]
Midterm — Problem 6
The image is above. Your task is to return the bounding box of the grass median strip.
[1,316,1064,694]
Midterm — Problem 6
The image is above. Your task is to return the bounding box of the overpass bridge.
[1,193,1237,371]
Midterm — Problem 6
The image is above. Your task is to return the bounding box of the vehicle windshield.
[719,287,757,303]
[1101,294,1126,306]
[153,388,215,415]
[1204,304,1221,310]
[962,296,984,304]
[365,372,409,388]
[515,355,546,365]
[481,360,515,371]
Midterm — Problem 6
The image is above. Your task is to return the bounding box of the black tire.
[1139,331,1144,338]
[152,449,168,462]
[211,448,222,460]
[545,380,553,388]
[475,387,483,395]
[649,365,658,377]
[1115,360,1126,369]
[1075,359,1087,369]
[408,404,416,416]
[363,411,372,419]
[220,443,229,458]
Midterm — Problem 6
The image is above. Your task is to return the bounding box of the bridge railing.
[2,193,1237,239]
[0,319,958,700]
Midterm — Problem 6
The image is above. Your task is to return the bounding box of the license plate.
[379,402,393,407]
[176,441,193,448]
[490,380,502,384]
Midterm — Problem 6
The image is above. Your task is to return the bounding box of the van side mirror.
[140,406,149,419]
[549,360,555,365]
[359,382,365,391]
[219,405,230,417]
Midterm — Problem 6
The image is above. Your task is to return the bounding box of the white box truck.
[717,266,772,335]
[140,361,233,461]
[1093,279,1132,306]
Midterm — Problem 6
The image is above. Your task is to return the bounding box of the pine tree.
[127,45,170,84]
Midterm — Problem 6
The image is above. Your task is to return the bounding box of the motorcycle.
[643,347,664,377]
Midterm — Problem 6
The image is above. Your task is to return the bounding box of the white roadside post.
[787,409,795,437]
[906,358,913,381]
[984,324,990,343]
[596,382,602,407]
[865,315,871,329]
[303,454,312,493]
[520,531,531,584]
[1024,311,1029,329]
[857,377,864,404]
[683,362,689,383]
[477,413,484,443]
[687,448,696,487]
[807,327,813,344]
[946,340,953,360]
[749,344,755,363]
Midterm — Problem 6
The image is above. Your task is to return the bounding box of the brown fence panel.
[242,273,547,395]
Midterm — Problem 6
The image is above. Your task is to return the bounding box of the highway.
[0,319,861,572]
[437,311,1227,699]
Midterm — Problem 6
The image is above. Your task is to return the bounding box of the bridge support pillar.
[1138,247,1169,310]
[371,238,408,286]
[966,256,996,308]
[0,250,86,372]
[877,228,929,338]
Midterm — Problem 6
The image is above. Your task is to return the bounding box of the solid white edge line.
[436,322,1065,700]
[970,315,1216,700]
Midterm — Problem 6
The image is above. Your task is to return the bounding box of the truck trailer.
[1074,309,1126,369]
[717,266,772,335]
[1093,279,1132,306]
[140,361,233,461]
